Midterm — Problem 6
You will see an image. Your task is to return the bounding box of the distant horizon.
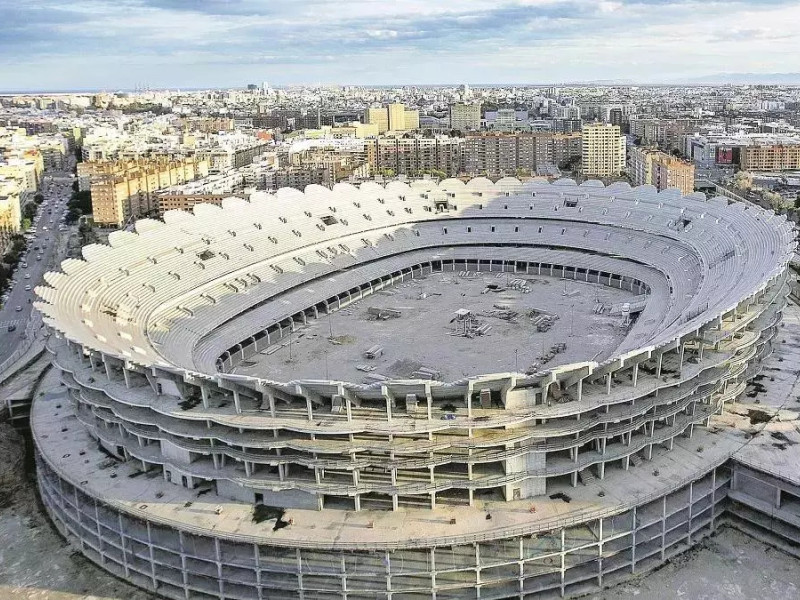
[4,74,800,97]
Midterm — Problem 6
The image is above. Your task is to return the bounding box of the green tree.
[21,218,31,230]
[22,203,37,220]
[34,193,44,204]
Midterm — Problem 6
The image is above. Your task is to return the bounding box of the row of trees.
[65,189,91,224]
[0,233,27,296]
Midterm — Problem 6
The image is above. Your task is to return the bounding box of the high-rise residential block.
[366,135,463,176]
[653,154,695,195]
[86,157,210,227]
[365,103,419,133]
[464,132,582,175]
[388,103,406,132]
[629,146,695,195]
[449,103,482,132]
[581,123,626,177]
[364,107,389,134]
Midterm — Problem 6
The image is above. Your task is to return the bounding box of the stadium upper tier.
[36,177,794,388]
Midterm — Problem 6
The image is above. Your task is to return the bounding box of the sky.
[1,0,800,91]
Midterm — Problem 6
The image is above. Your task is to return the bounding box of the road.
[0,161,76,368]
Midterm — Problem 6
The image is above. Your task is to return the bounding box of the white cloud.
[1,0,800,88]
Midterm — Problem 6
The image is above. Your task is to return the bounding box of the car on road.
[25,285,32,291]
[7,324,16,332]
[15,305,22,312]
[24,273,30,279]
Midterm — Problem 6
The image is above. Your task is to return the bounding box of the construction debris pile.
[450,308,492,338]
[527,309,559,332]
[538,343,568,366]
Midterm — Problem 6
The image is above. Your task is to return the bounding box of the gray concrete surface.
[601,527,800,600]
[241,273,634,382]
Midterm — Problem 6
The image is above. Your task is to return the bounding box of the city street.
[0,162,75,368]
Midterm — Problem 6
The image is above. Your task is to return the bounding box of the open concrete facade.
[30,177,797,598]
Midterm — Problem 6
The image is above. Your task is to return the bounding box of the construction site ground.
[238,273,635,383]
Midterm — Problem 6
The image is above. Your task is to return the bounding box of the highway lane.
[0,162,76,367]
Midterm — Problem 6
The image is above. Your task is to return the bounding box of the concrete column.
[630,506,637,573]
[200,385,210,409]
[430,549,436,593]
[660,495,667,560]
[597,518,604,586]
[146,521,158,589]
[711,468,717,530]
[233,389,241,413]
[119,513,130,578]
[559,528,566,596]
[688,482,694,545]
[475,544,481,586]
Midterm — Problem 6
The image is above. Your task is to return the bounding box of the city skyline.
[2,0,800,91]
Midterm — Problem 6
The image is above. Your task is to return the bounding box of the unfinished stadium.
[31,177,799,599]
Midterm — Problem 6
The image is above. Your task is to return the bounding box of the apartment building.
[629,118,703,152]
[740,144,800,171]
[267,167,331,190]
[653,155,695,195]
[464,133,534,174]
[208,141,271,172]
[685,133,800,172]
[629,146,695,195]
[181,117,235,134]
[581,123,626,177]
[449,103,482,132]
[0,177,22,232]
[366,135,463,176]
[156,193,241,216]
[87,157,209,227]
[464,132,582,175]
[364,103,420,133]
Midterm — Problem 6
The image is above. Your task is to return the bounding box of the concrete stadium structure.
[31,177,796,599]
